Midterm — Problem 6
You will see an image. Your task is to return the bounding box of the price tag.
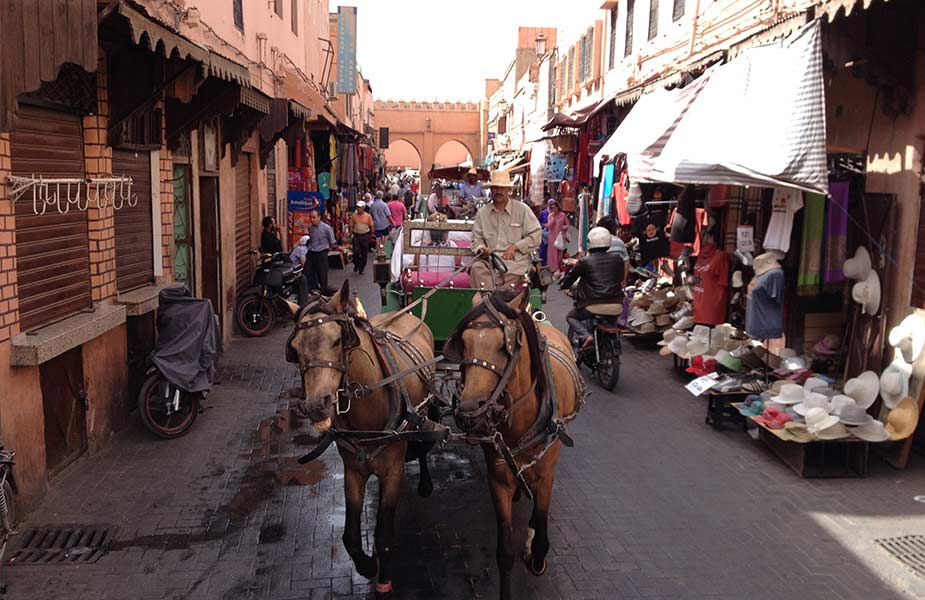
[736,225,754,252]
[686,373,720,396]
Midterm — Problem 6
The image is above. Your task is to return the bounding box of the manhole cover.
[7,526,117,565]
[876,535,925,578]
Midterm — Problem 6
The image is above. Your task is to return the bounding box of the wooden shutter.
[112,149,154,291]
[235,155,253,296]
[10,105,91,332]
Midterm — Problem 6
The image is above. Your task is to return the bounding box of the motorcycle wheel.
[138,372,199,439]
[595,335,620,391]
[236,295,275,337]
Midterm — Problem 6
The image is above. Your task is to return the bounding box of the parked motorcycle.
[235,251,303,337]
[0,441,16,563]
[138,286,220,439]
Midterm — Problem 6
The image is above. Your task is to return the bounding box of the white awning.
[594,20,827,195]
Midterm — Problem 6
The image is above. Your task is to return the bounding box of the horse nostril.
[322,394,335,407]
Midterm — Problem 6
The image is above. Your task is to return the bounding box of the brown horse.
[288,280,438,597]
[444,291,584,600]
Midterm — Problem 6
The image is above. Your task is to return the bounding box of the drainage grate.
[6,526,117,565]
[876,535,925,578]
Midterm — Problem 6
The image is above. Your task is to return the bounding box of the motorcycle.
[0,441,16,564]
[138,286,220,439]
[235,251,303,337]
[565,291,622,391]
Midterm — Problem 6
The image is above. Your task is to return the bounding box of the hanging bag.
[554,231,566,251]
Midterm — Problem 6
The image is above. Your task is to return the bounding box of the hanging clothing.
[598,163,615,219]
[577,131,591,184]
[797,192,826,295]
[746,268,785,339]
[546,211,570,272]
[824,181,849,285]
[763,188,803,253]
[635,210,670,265]
[670,186,697,244]
[612,170,631,226]
[692,243,730,325]
[669,208,708,259]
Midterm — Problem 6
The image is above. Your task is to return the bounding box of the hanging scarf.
[824,181,849,286]
[797,192,826,295]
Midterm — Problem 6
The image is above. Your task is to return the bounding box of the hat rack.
[5,175,138,215]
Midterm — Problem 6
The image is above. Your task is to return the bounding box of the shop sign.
[336,7,358,94]
[737,225,755,252]
[287,191,326,248]
[686,373,720,396]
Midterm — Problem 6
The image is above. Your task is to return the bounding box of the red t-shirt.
[387,200,407,227]
[692,243,730,325]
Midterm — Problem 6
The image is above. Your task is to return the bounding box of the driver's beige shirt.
[471,199,542,275]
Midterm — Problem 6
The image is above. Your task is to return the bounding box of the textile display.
[692,243,730,325]
[598,163,615,220]
[530,141,548,206]
[545,153,568,181]
[577,131,591,184]
[825,181,849,284]
[635,210,670,265]
[613,170,631,226]
[669,208,708,258]
[746,268,785,339]
[592,21,827,195]
[764,188,803,253]
[670,185,697,243]
[797,192,826,294]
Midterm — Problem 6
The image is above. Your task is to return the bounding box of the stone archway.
[375,100,482,195]
[384,138,423,171]
[434,139,473,167]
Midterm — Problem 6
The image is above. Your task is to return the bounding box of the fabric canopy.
[594,20,827,195]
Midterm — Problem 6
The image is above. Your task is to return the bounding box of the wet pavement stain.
[257,523,285,544]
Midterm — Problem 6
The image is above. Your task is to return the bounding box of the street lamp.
[535,32,547,56]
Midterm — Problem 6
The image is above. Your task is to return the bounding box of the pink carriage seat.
[402,269,471,291]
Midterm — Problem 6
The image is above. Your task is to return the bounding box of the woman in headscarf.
[546,199,570,273]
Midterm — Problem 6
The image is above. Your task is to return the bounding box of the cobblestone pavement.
[4,268,925,600]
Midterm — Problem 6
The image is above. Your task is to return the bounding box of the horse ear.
[331,280,351,312]
[507,289,530,312]
[471,291,483,307]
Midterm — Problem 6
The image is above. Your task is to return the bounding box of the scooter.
[138,286,219,439]
[235,252,304,337]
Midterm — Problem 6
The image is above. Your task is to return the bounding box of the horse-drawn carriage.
[287,216,583,600]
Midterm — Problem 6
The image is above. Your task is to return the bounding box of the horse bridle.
[291,311,357,375]
[453,300,526,432]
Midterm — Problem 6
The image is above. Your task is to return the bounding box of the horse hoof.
[418,479,434,498]
[525,555,547,576]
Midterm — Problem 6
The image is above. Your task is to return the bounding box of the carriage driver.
[559,226,626,349]
[469,171,542,290]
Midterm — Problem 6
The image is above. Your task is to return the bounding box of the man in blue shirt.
[369,191,393,239]
[305,211,336,293]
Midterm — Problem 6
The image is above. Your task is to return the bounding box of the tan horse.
[444,290,584,600]
[288,280,437,598]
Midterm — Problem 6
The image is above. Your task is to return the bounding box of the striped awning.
[821,0,892,22]
[595,20,828,195]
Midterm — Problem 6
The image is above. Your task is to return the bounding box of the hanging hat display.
[885,396,919,441]
[851,270,881,316]
[879,348,913,409]
[888,313,925,364]
[843,246,872,280]
[843,371,880,409]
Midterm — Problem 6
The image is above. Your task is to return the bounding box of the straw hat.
[488,170,515,188]
[467,167,479,176]
[843,371,880,409]
[668,336,691,358]
[793,392,832,416]
[838,404,873,426]
[753,251,783,277]
[829,395,857,418]
[850,419,890,442]
[803,377,829,394]
[880,348,913,409]
[816,421,851,440]
[663,294,680,309]
[781,421,814,443]
[843,246,872,280]
[647,302,668,316]
[658,328,679,346]
[637,322,657,334]
[805,407,840,435]
[673,316,694,331]
[886,396,919,441]
[851,270,881,316]
[685,339,710,358]
[655,314,673,327]
[691,325,710,344]
[888,313,925,364]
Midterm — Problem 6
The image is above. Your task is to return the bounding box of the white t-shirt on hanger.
[763,188,803,253]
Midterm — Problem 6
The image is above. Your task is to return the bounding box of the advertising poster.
[288,191,326,249]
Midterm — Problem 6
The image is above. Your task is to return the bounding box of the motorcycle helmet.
[587,227,612,250]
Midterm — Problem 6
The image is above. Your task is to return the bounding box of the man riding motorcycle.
[559,227,625,349]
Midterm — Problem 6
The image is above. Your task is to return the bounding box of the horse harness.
[287,305,450,466]
[444,297,587,500]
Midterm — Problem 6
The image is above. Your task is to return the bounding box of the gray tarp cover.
[152,286,221,393]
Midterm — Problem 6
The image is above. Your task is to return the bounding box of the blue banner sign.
[337,6,358,95]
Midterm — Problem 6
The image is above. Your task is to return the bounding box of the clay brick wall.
[159,106,173,278]
[85,51,116,302]
[0,133,18,344]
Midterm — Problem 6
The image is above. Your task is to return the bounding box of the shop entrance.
[40,347,87,475]
[199,176,222,326]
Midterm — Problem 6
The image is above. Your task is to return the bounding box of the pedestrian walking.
[305,210,336,293]
[538,200,551,267]
[387,193,407,228]
[370,191,392,239]
[546,199,570,273]
[349,201,374,275]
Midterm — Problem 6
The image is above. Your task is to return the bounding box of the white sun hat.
[803,376,829,394]
[793,392,832,417]
[838,403,874,426]
[816,422,851,440]
[829,395,857,417]
[668,335,691,358]
[770,383,805,406]
[843,371,880,409]
[888,313,925,364]
[691,324,711,344]
[658,328,679,346]
[851,270,881,316]
[805,407,840,435]
[880,348,913,409]
[673,315,695,331]
[850,419,891,442]
[843,246,872,280]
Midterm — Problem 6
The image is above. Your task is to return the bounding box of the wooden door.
[40,347,87,475]
[112,149,155,291]
[234,154,253,296]
[10,104,91,331]
[199,177,221,324]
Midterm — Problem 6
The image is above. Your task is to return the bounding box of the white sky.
[328,0,603,101]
